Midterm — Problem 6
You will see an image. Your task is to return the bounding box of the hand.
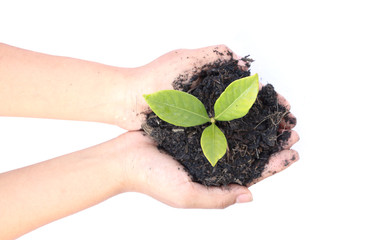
[0,44,299,239]
[122,98,298,209]
[122,111,298,209]
[125,45,299,207]
[130,45,246,130]
[119,131,253,208]
[247,91,299,186]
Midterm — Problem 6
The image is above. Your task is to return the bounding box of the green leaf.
[214,74,259,121]
[143,90,210,127]
[200,123,227,167]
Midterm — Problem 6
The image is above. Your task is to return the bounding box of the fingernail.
[236,193,253,203]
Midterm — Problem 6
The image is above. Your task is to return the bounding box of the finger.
[276,93,297,129]
[168,45,239,87]
[180,183,252,209]
[194,44,236,64]
[279,112,297,129]
[247,149,299,187]
[236,56,252,72]
[196,45,252,73]
[277,130,300,150]
[277,92,291,111]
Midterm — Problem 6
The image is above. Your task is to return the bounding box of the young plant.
[143,74,259,167]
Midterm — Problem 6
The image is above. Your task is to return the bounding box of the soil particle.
[144,55,290,186]
[284,114,297,125]
[284,160,290,167]
[277,130,292,147]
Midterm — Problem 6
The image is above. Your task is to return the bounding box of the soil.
[143,53,291,186]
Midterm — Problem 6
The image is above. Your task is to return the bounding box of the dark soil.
[143,54,290,186]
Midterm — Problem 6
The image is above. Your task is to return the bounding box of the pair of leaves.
[143,74,259,167]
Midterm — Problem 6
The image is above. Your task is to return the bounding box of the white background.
[1,0,365,239]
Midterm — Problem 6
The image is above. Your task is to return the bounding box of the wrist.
[106,66,149,130]
[112,64,162,130]
[107,132,146,193]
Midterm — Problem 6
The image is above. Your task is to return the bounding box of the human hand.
[124,45,299,207]
[119,130,252,208]
[129,45,246,130]
[121,96,298,209]
[121,121,298,209]
[246,91,299,186]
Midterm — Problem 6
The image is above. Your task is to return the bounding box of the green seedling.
[144,74,259,167]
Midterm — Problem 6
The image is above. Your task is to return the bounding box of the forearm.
[0,43,144,129]
[0,135,129,240]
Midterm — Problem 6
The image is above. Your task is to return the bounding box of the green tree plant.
[143,74,259,167]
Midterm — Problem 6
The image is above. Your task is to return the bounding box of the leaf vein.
[215,87,251,119]
[149,99,209,121]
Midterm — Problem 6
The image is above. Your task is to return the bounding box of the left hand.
[117,131,253,208]
[127,45,245,130]
[117,117,298,208]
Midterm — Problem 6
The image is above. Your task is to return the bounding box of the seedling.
[144,74,259,167]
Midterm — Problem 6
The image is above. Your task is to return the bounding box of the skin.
[0,43,299,239]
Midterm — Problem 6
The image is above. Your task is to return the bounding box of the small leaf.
[201,123,227,167]
[144,90,210,127]
[214,74,259,121]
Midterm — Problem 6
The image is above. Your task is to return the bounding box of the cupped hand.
[121,109,298,209]
[130,45,245,130]
[247,91,299,187]
[122,114,298,209]
[123,45,299,208]
[119,130,252,209]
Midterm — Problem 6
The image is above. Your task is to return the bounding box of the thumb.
[183,183,253,209]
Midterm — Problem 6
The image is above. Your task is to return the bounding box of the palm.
[123,131,228,208]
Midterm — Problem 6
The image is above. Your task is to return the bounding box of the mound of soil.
[143,55,290,186]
